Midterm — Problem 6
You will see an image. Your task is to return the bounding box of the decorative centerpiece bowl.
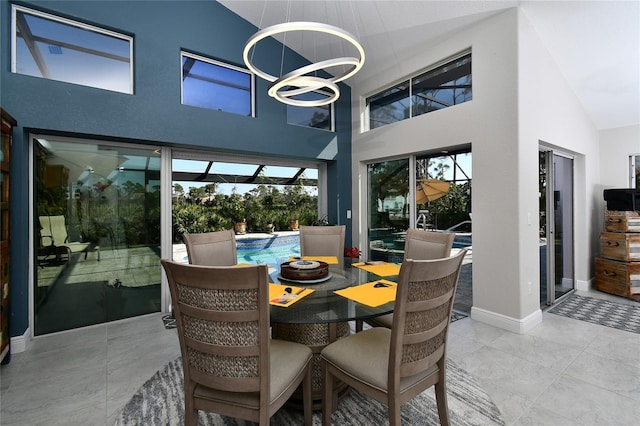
[280,260,330,281]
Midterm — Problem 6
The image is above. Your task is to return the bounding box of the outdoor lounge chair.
[39,215,96,262]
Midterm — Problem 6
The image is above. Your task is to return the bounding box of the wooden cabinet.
[595,257,640,299]
[595,210,640,301]
[600,232,640,261]
[1,108,15,364]
[605,210,640,232]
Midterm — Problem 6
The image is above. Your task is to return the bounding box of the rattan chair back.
[161,260,313,425]
[183,229,237,266]
[357,229,455,331]
[403,228,455,261]
[299,225,345,266]
[391,250,466,385]
[321,250,466,426]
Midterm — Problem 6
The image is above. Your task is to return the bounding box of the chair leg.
[322,361,333,426]
[184,398,198,426]
[355,319,363,332]
[303,363,312,426]
[389,401,401,426]
[435,382,451,426]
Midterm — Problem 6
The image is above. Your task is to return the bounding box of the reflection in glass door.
[33,138,161,335]
[367,159,410,263]
[539,150,574,306]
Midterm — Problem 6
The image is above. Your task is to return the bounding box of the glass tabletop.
[269,258,398,324]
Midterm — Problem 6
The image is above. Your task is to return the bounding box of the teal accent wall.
[1,0,352,337]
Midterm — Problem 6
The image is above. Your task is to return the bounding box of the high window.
[286,91,334,131]
[12,5,133,94]
[181,51,254,116]
[367,52,472,130]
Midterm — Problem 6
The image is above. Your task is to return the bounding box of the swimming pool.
[179,231,469,266]
[236,234,301,267]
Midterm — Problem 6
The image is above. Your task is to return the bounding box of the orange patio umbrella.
[416,179,450,204]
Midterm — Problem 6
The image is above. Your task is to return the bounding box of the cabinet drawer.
[595,257,640,298]
[600,232,640,261]
[605,210,640,232]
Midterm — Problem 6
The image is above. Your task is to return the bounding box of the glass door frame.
[29,134,164,336]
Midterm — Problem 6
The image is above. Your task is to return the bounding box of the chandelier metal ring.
[243,21,365,84]
[269,76,340,107]
[267,57,360,99]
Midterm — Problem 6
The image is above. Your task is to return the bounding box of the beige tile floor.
[1,289,639,425]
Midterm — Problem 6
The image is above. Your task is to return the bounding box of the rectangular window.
[366,51,472,130]
[286,91,334,131]
[12,5,133,94]
[631,155,640,188]
[368,83,410,130]
[412,54,472,117]
[181,52,254,117]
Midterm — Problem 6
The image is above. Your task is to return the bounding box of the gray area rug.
[548,294,640,334]
[114,357,504,426]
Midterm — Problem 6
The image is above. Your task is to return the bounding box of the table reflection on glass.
[270,257,398,409]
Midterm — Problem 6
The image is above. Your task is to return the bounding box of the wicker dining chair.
[183,229,237,266]
[299,225,346,267]
[401,229,455,262]
[161,260,313,426]
[356,229,455,331]
[321,250,467,426]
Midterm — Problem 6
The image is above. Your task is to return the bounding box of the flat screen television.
[604,189,640,211]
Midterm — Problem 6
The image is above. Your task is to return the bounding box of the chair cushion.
[194,339,311,409]
[64,242,91,253]
[321,327,438,393]
[369,313,393,328]
[321,328,390,391]
[269,339,312,402]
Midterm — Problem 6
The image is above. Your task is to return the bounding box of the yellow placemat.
[288,256,339,264]
[236,263,276,273]
[269,283,314,307]
[352,261,401,277]
[334,279,397,307]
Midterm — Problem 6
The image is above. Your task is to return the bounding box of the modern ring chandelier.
[243,21,365,107]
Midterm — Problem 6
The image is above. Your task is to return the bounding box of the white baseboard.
[575,278,591,291]
[10,327,29,354]
[470,306,542,334]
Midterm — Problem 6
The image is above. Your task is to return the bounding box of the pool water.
[236,234,301,267]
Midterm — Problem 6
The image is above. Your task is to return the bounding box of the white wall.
[599,125,640,188]
[597,124,640,233]
[351,9,527,330]
[518,8,601,295]
[350,8,603,332]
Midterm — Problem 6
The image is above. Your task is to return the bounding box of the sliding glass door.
[539,149,574,306]
[33,137,161,335]
[367,159,410,263]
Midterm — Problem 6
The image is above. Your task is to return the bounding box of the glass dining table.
[269,257,399,409]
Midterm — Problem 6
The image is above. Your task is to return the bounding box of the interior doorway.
[539,149,575,307]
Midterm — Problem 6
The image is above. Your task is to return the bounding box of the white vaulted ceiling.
[219,0,640,130]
